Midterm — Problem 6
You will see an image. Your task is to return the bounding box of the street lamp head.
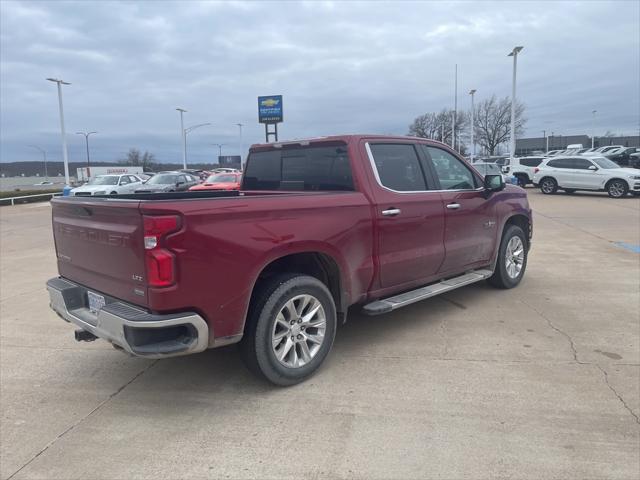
[592,110,597,115]
[46,78,71,85]
[469,89,477,95]
[176,107,187,113]
[508,46,524,56]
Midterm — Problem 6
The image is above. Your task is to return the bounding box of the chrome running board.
[362,269,493,316]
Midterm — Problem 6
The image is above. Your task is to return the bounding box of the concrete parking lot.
[1,190,639,480]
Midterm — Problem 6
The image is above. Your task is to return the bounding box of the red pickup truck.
[47,135,532,385]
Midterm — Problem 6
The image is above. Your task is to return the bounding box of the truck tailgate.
[52,198,148,307]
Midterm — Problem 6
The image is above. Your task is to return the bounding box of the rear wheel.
[606,179,628,198]
[110,191,117,195]
[540,177,558,194]
[240,274,337,386]
[488,225,528,289]
[515,174,528,188]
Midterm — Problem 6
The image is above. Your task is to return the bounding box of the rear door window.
[368,144,427,192]
[521,158,543,167]
[547,158,572,169]
[244,144,354,191]
[572,158,594,170]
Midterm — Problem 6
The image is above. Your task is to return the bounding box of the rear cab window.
[243,143,354,191]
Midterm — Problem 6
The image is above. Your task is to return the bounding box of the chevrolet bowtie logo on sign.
[258,95,283,124]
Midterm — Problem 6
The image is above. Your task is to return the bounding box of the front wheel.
[564,189,576,194]
[488,224,528,289]
[540,177,558,194]
[240,274,337,386]
[607,180,628,198]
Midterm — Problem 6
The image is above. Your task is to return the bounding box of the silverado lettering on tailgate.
[57,224,131,247]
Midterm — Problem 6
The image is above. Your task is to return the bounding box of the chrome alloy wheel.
[505,236,525,279]
[541,179,555,193]
[271,294,326,368]
[608,181,625,198]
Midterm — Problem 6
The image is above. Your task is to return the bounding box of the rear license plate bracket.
[87,291,106,314]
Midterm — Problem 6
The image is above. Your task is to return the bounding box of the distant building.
[218,155,241,168]
[516,134,639,156]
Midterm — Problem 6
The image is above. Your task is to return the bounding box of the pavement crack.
[520,299,639,424]
[596,365,640,424]
[520,298,583,364]
[6,360,158,480]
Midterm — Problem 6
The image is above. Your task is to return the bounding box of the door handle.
[446,203,461,210]
[382,208,401,217]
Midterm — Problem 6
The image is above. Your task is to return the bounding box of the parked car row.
[70,168,243,196]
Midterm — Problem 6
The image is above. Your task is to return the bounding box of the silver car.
[71,174,143,196]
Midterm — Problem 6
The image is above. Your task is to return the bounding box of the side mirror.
[484,174,505,192]
[588,165,598,171]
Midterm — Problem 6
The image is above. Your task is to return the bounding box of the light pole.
[183,123,212,165]
[236,123,244,169]
[76,131,97,168]
[469,89,476,162]
[541,130,547,153]
[591,110,597,148]
[507,46,523,161]
[46,78,71,184]
[212,143,226,159]
[452,64,457,150]
[176,108,187,169]
[28,145,48,180]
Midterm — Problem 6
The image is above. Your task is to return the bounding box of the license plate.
[87,291,106,314]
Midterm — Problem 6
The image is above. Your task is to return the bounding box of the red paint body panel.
[50,135,532,343]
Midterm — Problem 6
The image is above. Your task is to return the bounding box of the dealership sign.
[258,95,283,124]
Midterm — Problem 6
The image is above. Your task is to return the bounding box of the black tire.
[515,174,528,188]
[488,224,528,289]
[110,191,117,195]
[606,179,628,198]
[564,189,576,194]
[539,177,558,194]
[240,273,337,386]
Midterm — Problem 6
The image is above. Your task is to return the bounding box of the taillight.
[534,167,540,174]
[143,215,180,287]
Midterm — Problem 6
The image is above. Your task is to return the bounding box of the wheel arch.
[245,250,348,335]
[605,177,630,189]
[491,213,531,271]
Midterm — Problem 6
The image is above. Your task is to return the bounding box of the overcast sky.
[1,0,639,164]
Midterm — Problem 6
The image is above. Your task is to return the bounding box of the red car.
[188,172,241,191]
[47,135,532,385]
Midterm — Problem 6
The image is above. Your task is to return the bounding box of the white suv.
[508,156,545,187]
[532,156,640,198]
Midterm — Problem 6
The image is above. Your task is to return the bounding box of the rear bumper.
[47,277,209,358]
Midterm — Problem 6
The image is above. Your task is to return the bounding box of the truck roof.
[249,134,451,150]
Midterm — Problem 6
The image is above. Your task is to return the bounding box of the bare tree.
[121,148,156,171]
[409,109,469,154]
[473,95,526,156]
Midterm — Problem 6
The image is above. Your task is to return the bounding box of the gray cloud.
[1,0,638,164]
